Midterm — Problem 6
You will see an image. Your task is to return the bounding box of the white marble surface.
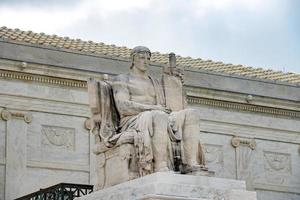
[78,172,257,200]
[0,120,5,164]
[0,165,5,200]
[0,65,298,200]
[26,112,90,167]
[5,119,27,200]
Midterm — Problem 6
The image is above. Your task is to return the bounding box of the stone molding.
[185,86,300,110]
[0,69,299,119]
[188,96,300,119]
[0,109,32,123]
[27,160,89,172]
[0,94,89,117]
[0,69,87,88]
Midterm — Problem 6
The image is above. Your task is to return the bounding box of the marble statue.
[88,46,206,190]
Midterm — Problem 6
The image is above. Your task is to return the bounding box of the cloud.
[0,0,299,73]
[0,0,152,33]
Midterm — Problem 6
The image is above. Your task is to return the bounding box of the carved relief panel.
[41,125,75,151]
[204,144,224,174]
[263,151,291,185]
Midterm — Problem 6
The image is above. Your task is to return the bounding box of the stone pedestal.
[78,172,257,200]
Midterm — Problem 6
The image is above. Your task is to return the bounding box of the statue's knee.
[151,110,169,129]
[152,110,168,121]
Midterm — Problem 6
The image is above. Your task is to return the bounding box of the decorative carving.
[88,46,207,190]
[0,109,32,123]
[19,62,27,70]
[245,94,253,103]
[204,144,224,176]
[84,118,92,130]
[187,96,300,119]
[0,69,86,88]
[1,69,299,119]
[232,136,256,181]
[236,145,254,180]
[41,125,75,151]
[263,151,291,184]
[231,137,240,148]
[1,110,12,121]
[204,144,223,165]
[23,113,33,123]
[231,136,256,150]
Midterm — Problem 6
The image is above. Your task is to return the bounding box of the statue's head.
[130,46,151,71]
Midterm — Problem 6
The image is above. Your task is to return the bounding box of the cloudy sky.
[0,0,299,73]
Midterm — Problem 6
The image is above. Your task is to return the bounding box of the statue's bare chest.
[127,77,156,104]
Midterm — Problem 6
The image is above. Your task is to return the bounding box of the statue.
[87,46,206,190]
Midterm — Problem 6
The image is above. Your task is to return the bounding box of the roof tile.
[0,26,299,84]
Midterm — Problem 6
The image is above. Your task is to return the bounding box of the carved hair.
[130,46,151,69]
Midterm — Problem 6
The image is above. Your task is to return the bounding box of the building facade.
[0,27,299,200]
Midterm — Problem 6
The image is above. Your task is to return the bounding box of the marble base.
[78,172,257,200]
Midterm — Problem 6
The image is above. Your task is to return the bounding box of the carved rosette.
[0,109,32,123]
[1,110,12,121]
[84,118,92,130]
[24,113,33,123]
[231,137,240,148]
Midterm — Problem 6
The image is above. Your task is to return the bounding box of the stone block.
[78,172,257,200]
[95,143,139,190]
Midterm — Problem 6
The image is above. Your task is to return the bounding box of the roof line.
[0,26,299,85]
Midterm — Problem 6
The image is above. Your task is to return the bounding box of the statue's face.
[134,52,151,72]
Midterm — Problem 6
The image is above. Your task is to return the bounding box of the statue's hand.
[153,105,171,114]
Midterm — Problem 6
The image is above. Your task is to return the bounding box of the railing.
[15,183,93,200]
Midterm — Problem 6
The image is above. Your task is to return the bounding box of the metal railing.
[15,183,93,200]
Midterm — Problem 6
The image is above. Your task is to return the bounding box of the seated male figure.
[112,46,205,175]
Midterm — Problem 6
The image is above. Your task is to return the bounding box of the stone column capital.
[0,109,32,123]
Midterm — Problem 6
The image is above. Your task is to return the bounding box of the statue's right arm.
[112,75,160,116]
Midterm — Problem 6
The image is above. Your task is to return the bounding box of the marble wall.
[0,48,299,199]
[0,78,92,199]
[196,104,300,199]
[1,77,298,200]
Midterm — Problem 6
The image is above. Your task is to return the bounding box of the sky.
[0,0,299,73]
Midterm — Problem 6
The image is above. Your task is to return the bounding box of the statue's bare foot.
[180,164,193,174]
[180,164,213,176]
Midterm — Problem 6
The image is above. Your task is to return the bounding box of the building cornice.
[187,96,300,119]
[0,68,87,88]
[0,68,299,119]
